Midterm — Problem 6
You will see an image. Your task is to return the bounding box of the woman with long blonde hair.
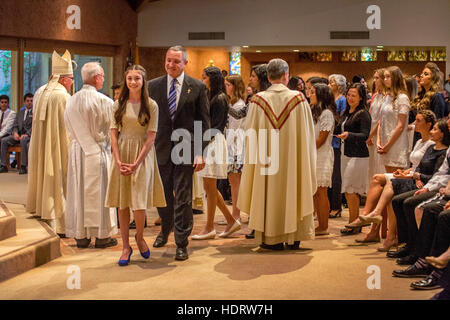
[412,62,447,118]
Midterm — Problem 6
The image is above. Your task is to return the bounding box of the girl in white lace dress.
[378,66,410,172]
[367,69,386,185]
[309,83,337,235]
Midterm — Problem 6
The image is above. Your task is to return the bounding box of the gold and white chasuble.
[237,83,317,245]
[26,79,70,234]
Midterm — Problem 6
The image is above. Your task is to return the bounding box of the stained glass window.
[387,51,407,62]
[315,52,332,62]
[430,49,446,61]
[341,51,358,62]
[229,52,241,75]
[361,48,377,61]
[409,50,428,61]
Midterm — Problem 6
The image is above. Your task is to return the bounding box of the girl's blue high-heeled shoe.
[135,234,150,259]
[118,247,133,266]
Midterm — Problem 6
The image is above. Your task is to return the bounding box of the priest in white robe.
[64,62,118,248]
[26,50,74,235]
[237,58,317,250]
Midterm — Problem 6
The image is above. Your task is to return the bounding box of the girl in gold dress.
[105,65,166,266]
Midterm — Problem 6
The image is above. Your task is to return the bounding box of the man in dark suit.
[148,45,210,261]
[0,93,33,174]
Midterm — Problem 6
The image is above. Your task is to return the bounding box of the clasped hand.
[393,169,409,179]
[377,143,390,154]
[118,161,137,176]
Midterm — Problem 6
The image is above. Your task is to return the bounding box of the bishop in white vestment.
[237,59,317,249]
[64,62,118,248]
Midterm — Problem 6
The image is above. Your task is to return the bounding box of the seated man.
[427,245,450,300]
[390,136,450,263]
[0,93,33,174]
[392,189,450,290]
[0,95,17,173]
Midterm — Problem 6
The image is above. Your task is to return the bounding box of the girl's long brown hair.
[386,66,407,100]
[114,65,151,128]
[225,74,246,105]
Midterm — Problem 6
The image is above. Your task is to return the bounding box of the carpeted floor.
[0,171,441,300]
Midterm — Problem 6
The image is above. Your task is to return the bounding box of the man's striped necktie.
[168,78,177,120]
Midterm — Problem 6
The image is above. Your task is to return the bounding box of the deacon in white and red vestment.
[237,58,317,247]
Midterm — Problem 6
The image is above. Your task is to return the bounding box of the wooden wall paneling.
[0,36,19,50]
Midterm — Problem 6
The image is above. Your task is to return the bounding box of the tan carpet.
[0,171,28,205]
[0,172,440,300]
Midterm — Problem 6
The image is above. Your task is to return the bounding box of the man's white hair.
[81,62,102,83]
[267,58,289,80]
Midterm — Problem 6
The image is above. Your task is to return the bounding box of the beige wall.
[138,0,450,77]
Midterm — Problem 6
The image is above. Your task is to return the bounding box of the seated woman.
[362,119,449,252]
[345,110,437,243]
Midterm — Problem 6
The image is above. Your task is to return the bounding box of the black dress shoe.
[260,242,284,250]
[57,233,67,238]
[19,165,27,174]
[0,165,8,173]
[95,237,118,248]
[286,241,300,250]
[396,255,417,266]
[153,233,168,248]
[245,230,255,239]
[410,274,442,290]
[75,238,91,248]
[392,264,431,278]
[387,246,409,258]
[129,220,136,229]
[175,247,189,260]
[10,160,17,168]
[192,209,203,214]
